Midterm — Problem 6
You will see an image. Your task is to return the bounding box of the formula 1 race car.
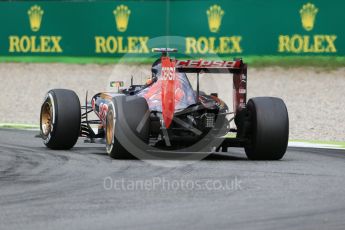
[40,48,289,160]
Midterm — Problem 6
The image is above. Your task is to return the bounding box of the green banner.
[0,0,343,57]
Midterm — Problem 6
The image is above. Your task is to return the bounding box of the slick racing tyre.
[40,89,81,149]
[105,96,150,159]
[244,97,289,160]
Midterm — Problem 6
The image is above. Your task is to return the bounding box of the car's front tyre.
[40,89,81,149]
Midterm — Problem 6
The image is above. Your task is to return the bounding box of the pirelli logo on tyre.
[8,5,63,53]
[278,2,337,54]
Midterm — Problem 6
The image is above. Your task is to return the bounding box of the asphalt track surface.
[1,129,345,230]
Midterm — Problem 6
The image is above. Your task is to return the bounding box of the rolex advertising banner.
[0,0,344,57]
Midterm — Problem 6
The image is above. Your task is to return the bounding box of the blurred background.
[0,0,344,142]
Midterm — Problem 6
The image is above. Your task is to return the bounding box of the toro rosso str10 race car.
[40,48,289,160]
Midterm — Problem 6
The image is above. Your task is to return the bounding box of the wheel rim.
[41,99,53,136]
[106,108,115,154]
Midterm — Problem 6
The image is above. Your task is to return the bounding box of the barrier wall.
[0,0,343,57]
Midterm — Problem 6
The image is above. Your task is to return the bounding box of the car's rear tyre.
[105,96,150,159]
[40,89,81,149]
[244,97,289,160]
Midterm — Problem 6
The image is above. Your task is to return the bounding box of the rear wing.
[152,48,244,73]
[152,48,247,112]
[176,59,244,74]
[175,59,247,113]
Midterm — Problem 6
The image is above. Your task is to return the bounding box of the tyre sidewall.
[245,97,289,160]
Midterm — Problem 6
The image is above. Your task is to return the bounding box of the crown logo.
[27,5,44,32]
[300,3,318,31]
[113,5,131,32]
[206,5,224,33]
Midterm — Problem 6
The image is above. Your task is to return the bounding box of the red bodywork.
[161,56,176,128]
